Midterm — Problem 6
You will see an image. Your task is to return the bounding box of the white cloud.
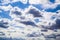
[55,0,60,4]
[0,5,13,11]
[29,0,48,4]
[29,0,40,4]
[9,5,59,28]
[29,0,60,5]
[24,5,57,27]
[1,0,11,5]
[29,0,60,11]
[0,0,60,38]
[20,0,28,4]
[43,3,57,9]
[9,0,28,4]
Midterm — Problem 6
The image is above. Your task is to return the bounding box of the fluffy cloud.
[0,0,60,39]
[0,18,11,28]
[20,0,28,4]
[0,5,12,11]
[9,4,60,31]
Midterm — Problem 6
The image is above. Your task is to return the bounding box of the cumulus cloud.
[0,5,12,11]
[0,21,8,28]
[29,0,41,4]
[28,0,60,12]
[20,0,28,4]
[26,7,42,17]
[9,4,60,29]
[9,4,60,32]
[0,0,60,39]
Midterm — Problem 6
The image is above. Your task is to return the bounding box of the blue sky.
[45,4,60,12]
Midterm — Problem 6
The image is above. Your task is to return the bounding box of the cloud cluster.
[0,0,60,40]
[9,4,60,38]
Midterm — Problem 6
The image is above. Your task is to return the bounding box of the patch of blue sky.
[0,37,25,40]
[0,3,10,6]
[10,1,30,9]
[49,0,55,3]
[45,4,60,12]
[51,16,56,20]
[0,0,3,5]
[33,4,43,10]
[34,18,40,23]
[0,10,11,19]
[0,0,2,3]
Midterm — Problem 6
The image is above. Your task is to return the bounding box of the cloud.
[0,0,60,39]
[0,21,9,28]
[20,21,37,27]
[29,0,52,5]
[9,5,60,30]
[29,0,41,4]
[28,0,60,12]
[27,7,42,17]
[20,0,28,4]
[0,18,11,28]
[49,19,60,30]
[0,5,13,11]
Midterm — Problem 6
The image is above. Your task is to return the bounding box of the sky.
[0,0,60,40]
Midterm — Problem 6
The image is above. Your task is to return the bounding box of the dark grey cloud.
[0,32,5,36]
[49,19,60,30]
[13,11,22,16]
[20,21,37,27]
[27,32,40,37]
[45,34,56,38]
[41,29,48,32]
[0,20,9,28]
[28,9,42,17]
[41,19,60,31]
